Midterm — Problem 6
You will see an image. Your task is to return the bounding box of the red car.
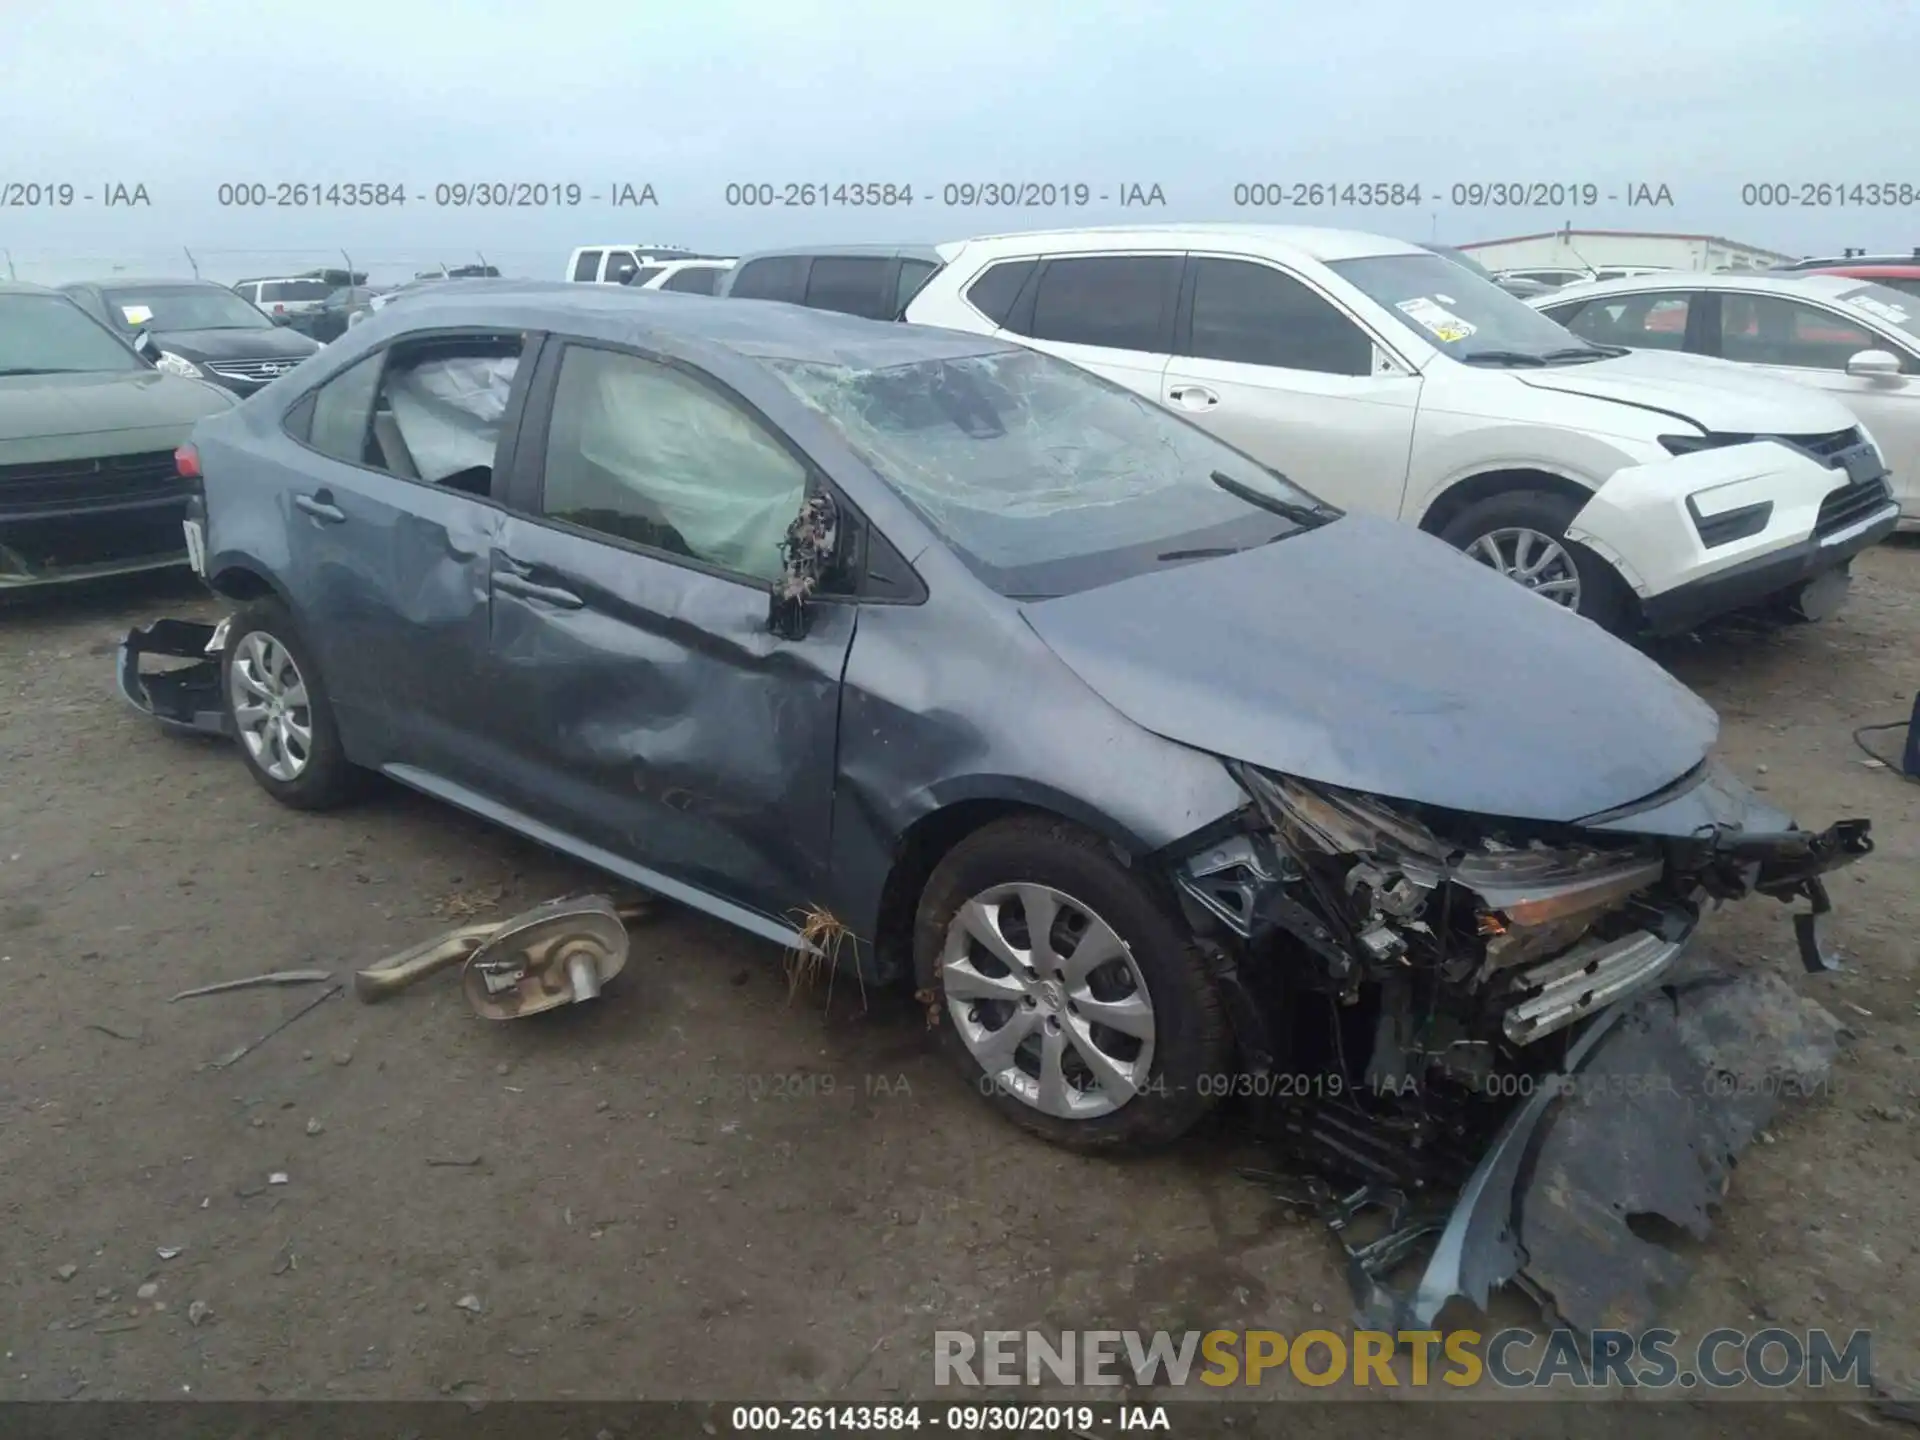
[1803,263,1920,299]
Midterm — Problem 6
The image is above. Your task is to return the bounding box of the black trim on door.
[1683,291,1720,357]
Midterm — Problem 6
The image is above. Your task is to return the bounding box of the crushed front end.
[1170,759,1871,1333]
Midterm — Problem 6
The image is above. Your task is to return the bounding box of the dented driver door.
[479,340,854,929]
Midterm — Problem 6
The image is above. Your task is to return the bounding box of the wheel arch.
[206,558,294,609]
[864,780,1157,993]
[1416,466,1597,536]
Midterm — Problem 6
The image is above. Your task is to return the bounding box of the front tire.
[1439,488,1635,635]
[914,815,1230,1152]
[222,599,363,810]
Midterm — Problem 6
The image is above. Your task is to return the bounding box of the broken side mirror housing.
[1845,348,1901,379]
[131,328,160,361]
[768,490,843,641]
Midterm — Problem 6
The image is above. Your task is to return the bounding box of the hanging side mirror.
[131,328,160,361]
[769,491,842,641]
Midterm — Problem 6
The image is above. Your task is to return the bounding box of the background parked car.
[0,283,236,588]
[1796,263,1920,299]
[58,278,322,396]
[231,276,334,322]
[1534,272,1920,530]
[624,258,736,295]
[717,243,957,319]
[302,286,391,342]
[565,245,709,285]
[1420,242,1556,298]
[904,225,1898,634]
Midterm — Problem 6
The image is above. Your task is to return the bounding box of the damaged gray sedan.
[132,279,1871,1331]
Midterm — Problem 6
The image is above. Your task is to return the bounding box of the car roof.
[1806,264,1920,279]
[66,277,227,292]
[732,242,953,265]
[358,278,1019,367]
[947,224,1426,263]
[1537,271,1888,303]
[0,281,59,296]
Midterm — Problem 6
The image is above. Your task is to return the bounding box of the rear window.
[894,260,940,315]
[730,256,810,303]
[260,280,331,302]
[572,250,604,282]
[661,265,723,295]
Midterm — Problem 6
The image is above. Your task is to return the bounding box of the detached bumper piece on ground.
[117,617,232,738]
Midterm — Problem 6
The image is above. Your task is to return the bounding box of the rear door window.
[603,251,641,285]
[803,257,894,318]
[1020,255,1179,351]
[1718,294,1881,369]
[730,256,811,303]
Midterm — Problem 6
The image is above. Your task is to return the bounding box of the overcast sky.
[4,0,1918,282]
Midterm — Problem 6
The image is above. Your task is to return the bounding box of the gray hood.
[1018,513,1719,823]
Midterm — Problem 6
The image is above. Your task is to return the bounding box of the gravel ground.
[1,548,1916,1425]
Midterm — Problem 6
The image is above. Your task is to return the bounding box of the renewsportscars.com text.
[933,1327,1873,1391]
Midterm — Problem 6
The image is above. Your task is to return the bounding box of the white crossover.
[904,224,1900,634]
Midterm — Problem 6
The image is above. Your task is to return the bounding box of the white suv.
[904,225,1898,634]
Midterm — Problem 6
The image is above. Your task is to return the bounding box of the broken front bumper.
[1565,437,1898,632]
[1321,963,1842,1336]
[117,617,233,738]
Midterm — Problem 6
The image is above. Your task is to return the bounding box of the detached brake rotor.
[354,894,643,1020]
[462,895,631,1020]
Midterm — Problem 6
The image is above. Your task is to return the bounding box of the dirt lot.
[2,548,1917,1420]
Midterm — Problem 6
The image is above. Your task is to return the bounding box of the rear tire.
[222,599,364,811]
[914,815,1230,1152]
[1439,488,1636,635]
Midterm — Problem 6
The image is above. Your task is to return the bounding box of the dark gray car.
[155,280,1869,1328]
[717,243,950,319]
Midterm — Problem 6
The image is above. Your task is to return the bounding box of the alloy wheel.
[228,630,313,782]
[1465,526,1584,610]
[940,882,1157,1120]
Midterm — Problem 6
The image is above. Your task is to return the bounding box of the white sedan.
[1533,272,1920,531]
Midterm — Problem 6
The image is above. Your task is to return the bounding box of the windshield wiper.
[1158,545,1241,561]
[1540,344,1626,363]
[1209,471,1338,528]
[1457,348,1549,367]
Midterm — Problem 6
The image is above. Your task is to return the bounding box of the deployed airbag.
[386,354,518,483]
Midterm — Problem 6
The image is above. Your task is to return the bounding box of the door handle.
[294,491,346,524]
[493,571,584,610]
[1169,385,1219,410]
